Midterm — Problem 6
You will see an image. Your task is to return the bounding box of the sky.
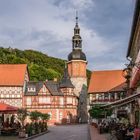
[0,0,135,70]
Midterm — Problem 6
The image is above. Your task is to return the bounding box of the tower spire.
[72,11,82,50]
[76,11,78,26]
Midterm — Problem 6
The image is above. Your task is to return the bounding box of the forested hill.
[0,47,91,84]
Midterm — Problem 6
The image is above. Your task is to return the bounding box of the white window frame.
[26,97,31,105]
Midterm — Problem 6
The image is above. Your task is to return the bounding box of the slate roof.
[45,81,63,96]
[59,68,74,88]
[25,81,44,96]
[88,70,126,94]
[68,50,86,61]
[0,64,27,86]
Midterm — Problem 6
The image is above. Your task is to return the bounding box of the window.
[26,97,31,105]
[98,94,102,100]
[104,94,109,99]
[110,93,115,99]
[42,86,46,93]
[39,97,51,104]
[73,98,76,105]
[11,95,15,98]
[46,97,51,103]
[6,95,9,98]
[17,95,21,98]
[59,112,63,120]
[1,94,3,98]
[48,112,52,120]
[67,97,72,104]
[28,86,36,92]
[59,97,64,105]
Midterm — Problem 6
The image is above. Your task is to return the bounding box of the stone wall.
[70,77,88,123]
[70,77,87,96]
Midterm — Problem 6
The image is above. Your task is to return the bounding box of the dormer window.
[28,86,36,92]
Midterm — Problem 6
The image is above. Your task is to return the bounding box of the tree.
[0,47,91,82]
[40,113,50,122]
[30,111,41,122]
[46,68,61,80]
[88,105,112,119]
[17,108,28,128]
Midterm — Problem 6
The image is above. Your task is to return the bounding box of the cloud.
[0,0,134,70]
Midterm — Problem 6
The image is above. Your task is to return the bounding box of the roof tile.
[0,64,27,86]
[88,70,126,93]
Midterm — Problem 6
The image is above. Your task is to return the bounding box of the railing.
[92,99,119,102]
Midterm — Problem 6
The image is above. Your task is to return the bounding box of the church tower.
[67,14,88,123]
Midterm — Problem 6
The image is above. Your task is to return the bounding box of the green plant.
[30,111,41,122]
[17,108,28,128]
[88,105,112,119]
[40,113,50,122]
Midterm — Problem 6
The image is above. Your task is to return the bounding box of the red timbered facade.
[23,68,78,124]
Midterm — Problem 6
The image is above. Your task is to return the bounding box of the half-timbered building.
[24,68,78,124]
[0,64,29,108]
[88,70,126,107]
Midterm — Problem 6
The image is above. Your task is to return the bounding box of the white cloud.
[0,0,131,70]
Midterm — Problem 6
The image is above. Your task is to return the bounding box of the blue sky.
[0,0,135,70]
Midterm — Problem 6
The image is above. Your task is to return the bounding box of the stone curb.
[89,125,93,140]
[88,124,92,140]
[25,130,49,140]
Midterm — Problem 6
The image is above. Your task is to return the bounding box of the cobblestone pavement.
[34,124,90,140]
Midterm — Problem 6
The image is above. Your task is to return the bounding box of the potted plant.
[30,111,41,135]
[17,108,28,138]
[40,113,50,131]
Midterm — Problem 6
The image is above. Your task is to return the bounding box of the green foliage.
[88,105,112,119]
[25,121,48,136]
[0,47,91,82]
[40,113,50,122]
[87,69,91,86]
[46,68,61,80]
[17,108,28,128]
[30,111,50,123]
[30,111,41,121]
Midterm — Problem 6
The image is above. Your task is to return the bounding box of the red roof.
[0,64,27,86]
[0,103,18,112]
[109,82,127,92]
[88,70,126,94]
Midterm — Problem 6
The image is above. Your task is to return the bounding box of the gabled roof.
[88,70,126,94]
[59,67,74,88]
[45,81,63,96]
[0,64,27,86]
[25,81,44,96]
